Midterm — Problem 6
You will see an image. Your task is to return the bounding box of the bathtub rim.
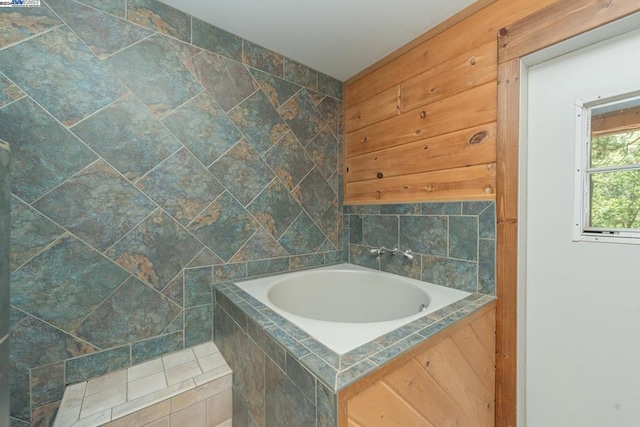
[213,262,496,392]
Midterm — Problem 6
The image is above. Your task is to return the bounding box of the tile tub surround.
[343,201,496,295]
[53,342,232,427]
[1,143,10,427]
[214,277,495,426]
[1,0,343,424]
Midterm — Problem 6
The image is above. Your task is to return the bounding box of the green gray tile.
[283,58,317,91]
[400,216,448,257]
[422,255,477,292]
[126,0,191,42]
[161,92,242,167]
[136,148,224,226]
[449,216,478,261]
[9,195,64,272]
[186,50,257,112]
[107,34,203,117]
[192,17,242,61]
[0,4,62,49]
[0,73,24,108]
[71,93,181,181]
[0,27,127,126]
[247,179,302,239]
[248,67,299,108]
[264,132,314,191]
[188,191,259,262]
[106,209,204,290]
[0,98,97,203]
[74,276,181,348]
[185,304,213,347]
[46,0,152,59]
[209,139,274,206]
[278,212,325,255]
[278,89,325,145]
[227,89,289,155]
[33,160,157,251]
[305,126,337,180]
[230,228,288,262]
[243,40,283,77]
[10,236,129,331]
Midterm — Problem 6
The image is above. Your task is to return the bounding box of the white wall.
[525,28,640,427]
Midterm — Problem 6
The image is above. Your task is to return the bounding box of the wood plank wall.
[342,306,496,427]
[342,0,557,205]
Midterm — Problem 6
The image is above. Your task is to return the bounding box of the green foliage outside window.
[589,130,640,229]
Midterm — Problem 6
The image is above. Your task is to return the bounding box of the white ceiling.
[159,0,476,81]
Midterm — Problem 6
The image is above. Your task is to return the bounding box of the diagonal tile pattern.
[2,3,344,424]
[136,148,224,226]
[70,93,182,181]
[0,4,62,49]
[106,34,203,117]
[106,209,204,290]
[187,192,260,262]
[0,26,127,126]
[33,160,157,252]
[10,236,130,331]
[74,276,182,348]
[161,92,241,167]
[45,0,152,59]
[209,139,274,206]
[186,50,258,112]
[0,98,97,203]
[227,89,289,155]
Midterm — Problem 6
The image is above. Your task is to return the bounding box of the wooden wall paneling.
[345,82,497,159]
[417,338,494,426]
[401,41,497,112]
[344,85,400,132]
[347,382,434,427]
[498,0,640,64]
[495,58,520,427]
[383,360,476,427]
[345,122,496,183]
[451,325,496,394]
[343,306,496,427]
[345,162,496,204]
[344,0,557,107]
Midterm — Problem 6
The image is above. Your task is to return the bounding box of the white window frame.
[573,89,640,244]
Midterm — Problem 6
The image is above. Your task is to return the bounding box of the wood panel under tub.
[338,303,495,426]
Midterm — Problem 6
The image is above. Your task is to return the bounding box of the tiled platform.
[53,342,232,427]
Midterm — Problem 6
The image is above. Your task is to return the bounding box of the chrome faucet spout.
[370,246,413,259]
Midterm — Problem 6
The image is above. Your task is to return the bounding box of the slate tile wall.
[0,1,343,424]
[343,201,496,295]
[1,142,10,427]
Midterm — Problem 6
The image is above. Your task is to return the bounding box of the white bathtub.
[235,263,470,354]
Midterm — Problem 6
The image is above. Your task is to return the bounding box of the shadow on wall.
[0,0,343,424]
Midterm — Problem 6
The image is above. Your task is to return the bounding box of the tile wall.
[1,142,10,426]
[0,0,342,424]
[343,201,496,295]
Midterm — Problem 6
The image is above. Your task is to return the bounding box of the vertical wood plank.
[496,58,521,427]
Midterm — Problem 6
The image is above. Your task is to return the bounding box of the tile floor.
[53,342,232,427]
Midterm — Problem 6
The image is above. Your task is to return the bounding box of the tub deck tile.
[213,273,496,394]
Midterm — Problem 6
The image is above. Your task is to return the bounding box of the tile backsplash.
[0,0,342,424]
[343,201,496,295]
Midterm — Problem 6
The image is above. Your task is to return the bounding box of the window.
[574,91,640,243]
